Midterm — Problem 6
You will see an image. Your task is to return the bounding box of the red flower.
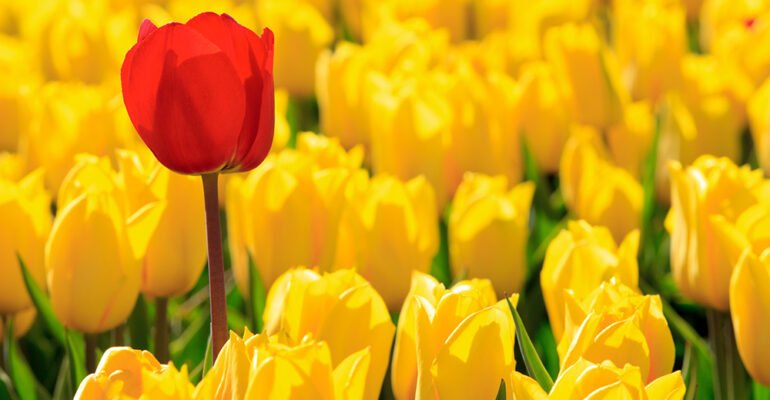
[121,12,274,174]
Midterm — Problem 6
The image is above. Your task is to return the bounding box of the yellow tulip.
[391,271,517,400]
[0,153,25,181]
[706,4,770,85]
[749,78,770,175]
[514,61,571,173]
[667,156,767,310]
[258,0,334,98]
[0,169,50,314]
[75,347,194,399]
[0,308,37,340]
[471,0,512,37]
[541,220,640,340]
[0,36,38,152]
[511,359,685,400]
[606,101,655,178]
[263,267,395,400]
[294,132,364,171]
[614,0,686,102]
[116,150,207,298]
[558,281,675,383]
[194,330,372,399]
[560,128,643,241]
[544,23,628,129]
[335,174,438,310]
[730,249,770,386]
[449,174,533,296]
[273,89,291,153]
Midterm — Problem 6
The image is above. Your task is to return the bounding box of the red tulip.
[121,12,275,174]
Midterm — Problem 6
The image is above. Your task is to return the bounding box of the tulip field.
[3,0,770,398]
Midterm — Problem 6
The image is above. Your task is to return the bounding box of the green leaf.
[3,319,37,400]
[65,330,86,391]
[202,334,213,379]
[753,382,770,400]
[52,358,73,400]
[429,215,452,287]
[0,368,18,400]
[248,253,266,333]
[495,379,506,400]
[16,254,65,346]
[504,297,554,392]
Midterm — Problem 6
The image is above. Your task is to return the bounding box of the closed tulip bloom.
[541,220,640,340]
[560,128,643,241]
[606,101,655,178]
[730,249,770,386]
[117,150,207,298]
[0,308,36,340]
[558,281,675,383]
[749,78,770,175]
[76,347,194,399]
[258,0,332,98]
[449,174,534,297]
[391,272,517,400]
[335,174,438,310]
[668,156,767,310]
[0,37,37,152]
[544,23,628,129]
[0,170,50,314]
[121,12,274,175]
[0,153,25,181]
[511,359,685,400]
[263,267,395,400]
[710,12,770,86]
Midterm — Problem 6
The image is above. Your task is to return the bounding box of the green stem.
[154,297,169,363]
[85,334,97,373]
[707,309,748,400]
[202,173,228,361]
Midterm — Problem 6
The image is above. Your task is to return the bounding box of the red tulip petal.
[121,23,245,174]
[138,19,157,42]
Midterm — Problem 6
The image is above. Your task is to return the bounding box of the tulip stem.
[154,297,169,362]
[202,173,228,361]
[85,334,97,373]
[707,310,748,400]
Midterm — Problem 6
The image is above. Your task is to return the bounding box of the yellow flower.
[273,89,291,154]
[558,281,675,383]
[449,173,533,296]
[263,267,395,400]
[511,359,685,400]
[606,101,655,178]
[0,36,38,152]
[667,156,767,310]
[227,138,360,294]
[117,150,207,298]
[544,23,627,129]
[0,153,25,181]
[514,61,571,173]
[258,0,334,98]
[0,169,50,314]
[707,5,770,85]
[560,128,643,241]
[730,249,770,386]
[75,347,194,399]
[335,174,438,310]
[0,308,37,340]
[391,272,517,400]
[541,220,640,340]
[749,77,770,175]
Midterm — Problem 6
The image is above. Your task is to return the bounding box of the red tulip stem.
[202,173,228,361]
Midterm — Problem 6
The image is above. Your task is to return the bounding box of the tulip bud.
[749,77,770,175]
[544,23,628,129]
[668,156,766,310]
[515,61,572,173]
[0,37,37,152]
[449,174,533,296]
[0,308,36,340]
[606,101,655,178]
[258,0,333,98]
[75,347,194,399]
[391,272,517,399]
[335,174,438,310]
[560,128,643,241]
[730,249,770,386]
[263,267,395,400]
[558,281,675,383]
[0,170,50,314]
[541,220,640,340]
[709,11,770,86]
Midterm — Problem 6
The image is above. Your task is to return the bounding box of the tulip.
[606,101,655,178]
[558,281,675,383]
[511,359,686,400]
[257,0,333,98]
[0,37,37,152]
[667,156,766,310]
[708,10,770,86]
[273,89,291,153]
[541,220,640,340]
[0,308,36,340]
[263,267,395,400]
[121,12,274,175]
[449,174,534,296]
[383,0,469,42]
[471,0,512,37]
[514,61,572,173]
[0,170,50,315]
[391,272,517,400]
[335,174,438,310]
[730,249,770,386]
[194,330,372,399]
[75,347,194,399]
[544,23,628,129]
[560,128,643,241]
[46,188,160,333]
[0,153,25,181]
[749,77,770,175]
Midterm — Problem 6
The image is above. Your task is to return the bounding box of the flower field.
[1,0,770,398]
